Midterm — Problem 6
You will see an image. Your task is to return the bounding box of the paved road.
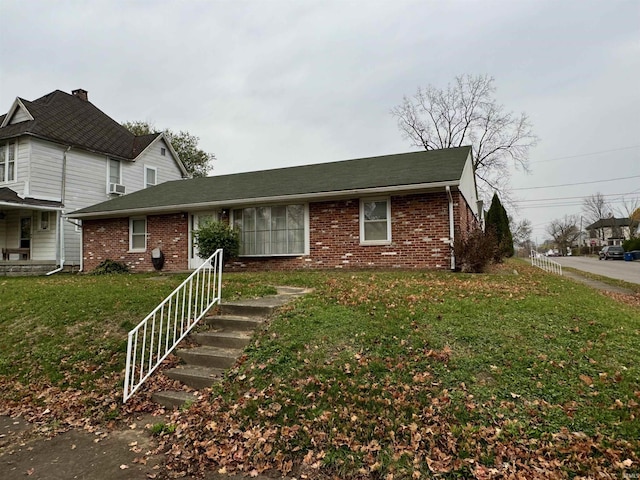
[552,256,640,285]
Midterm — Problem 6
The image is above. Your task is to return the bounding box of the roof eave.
[68,180,461,219]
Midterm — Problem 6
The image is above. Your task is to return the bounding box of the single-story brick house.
[69,146,482,272]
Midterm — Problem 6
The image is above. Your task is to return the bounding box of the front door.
[189,212,218,269]
[20,217,31,250]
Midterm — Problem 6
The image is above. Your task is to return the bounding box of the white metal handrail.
[123,249,224,402]
[530,249,563,275]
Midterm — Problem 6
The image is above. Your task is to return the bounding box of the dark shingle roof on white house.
[70,146,473,218]
[1,89,165,161]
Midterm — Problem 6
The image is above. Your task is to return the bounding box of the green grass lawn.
[1,264,638,478]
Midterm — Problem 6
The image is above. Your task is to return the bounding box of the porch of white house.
[0,206,65,276]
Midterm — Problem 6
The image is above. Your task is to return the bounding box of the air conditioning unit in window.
[109,183,126,195]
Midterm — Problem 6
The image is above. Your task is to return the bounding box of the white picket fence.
[530,249,563,275]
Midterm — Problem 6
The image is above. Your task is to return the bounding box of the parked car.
[599,245,625,260]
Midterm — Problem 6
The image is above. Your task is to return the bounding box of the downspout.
[46,212,65,275]
[446,186,455,271]
[47,146,71,275]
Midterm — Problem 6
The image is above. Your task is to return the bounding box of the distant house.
[69,146,482,272]
[586,217,637,247]
[0,89,188,272]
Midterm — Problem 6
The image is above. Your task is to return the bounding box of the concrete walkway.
[561,269,636,295]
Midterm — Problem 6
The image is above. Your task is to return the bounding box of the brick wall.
[82,213,189,272]
[228,191,477,271]
[81,191,479,273]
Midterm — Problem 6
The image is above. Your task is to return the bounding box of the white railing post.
[123,249,224,402]
[530,249,562,276]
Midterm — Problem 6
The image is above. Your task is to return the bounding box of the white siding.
[31,212,57,260]
[459,155,479,217]
[10,107,31,124]
[123,138,184,190]
[28,138,63,201]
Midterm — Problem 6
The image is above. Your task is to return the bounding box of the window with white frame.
[0,140,17,183]
[360,198,391,244]
[108,158,121,185]
[145,166,157,188]
[39,211,53,231]
[129,217,147,251]
[232,204,306,256]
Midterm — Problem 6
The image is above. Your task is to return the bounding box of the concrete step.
[152,390,200,409]
[176,346,241,369]
[165,365,225,389]
[220,302,276,318]
[193,330,252,349]
[202,314,263,331]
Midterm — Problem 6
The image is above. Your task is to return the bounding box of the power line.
[513,191,638,204]
[529,145,640,164]
[513,175,640,191]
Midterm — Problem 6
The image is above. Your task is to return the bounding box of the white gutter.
[446,185,455,271]
[46,211,65,275]
[68,180,462,220]
[46,146,71,276]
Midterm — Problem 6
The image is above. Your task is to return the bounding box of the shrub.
[453,227,498,273]
[92,259,129,275]
[623,237,640,252]
[193,221,239,263]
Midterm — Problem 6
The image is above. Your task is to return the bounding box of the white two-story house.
[0,88,188,273]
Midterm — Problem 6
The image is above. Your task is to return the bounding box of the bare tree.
[582,192,612,225]
[511,218,533,254]
[391,74,538,198]
[547,215,581,255]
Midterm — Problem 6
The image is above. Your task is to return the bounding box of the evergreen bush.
[622,237,640,252]
[193,221,240,263]
[92,259,130,275]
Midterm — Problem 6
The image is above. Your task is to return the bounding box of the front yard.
[1,263,638,478]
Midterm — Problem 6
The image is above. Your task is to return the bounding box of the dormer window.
[0,141,16,183]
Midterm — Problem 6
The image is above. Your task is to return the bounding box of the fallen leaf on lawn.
[119,464,129,470]
[579,374,593,386]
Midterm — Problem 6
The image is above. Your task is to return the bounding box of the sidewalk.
[561,270,636,295]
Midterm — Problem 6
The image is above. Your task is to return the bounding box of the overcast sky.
[1,0,638,243]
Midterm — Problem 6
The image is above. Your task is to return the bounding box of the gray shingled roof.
[0,90,157,160]
[0,187,63,208]
[586,218,632,230]
[70,146,472,218]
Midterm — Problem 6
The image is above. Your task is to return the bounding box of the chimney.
[72,89,88,101]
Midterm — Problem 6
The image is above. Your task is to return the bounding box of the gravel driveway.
[552,256,640,284]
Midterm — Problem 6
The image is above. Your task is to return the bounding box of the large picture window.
[0,141,16,183]
[129,217,147,251]
[233,204,306,256]
[360,198,391,244]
